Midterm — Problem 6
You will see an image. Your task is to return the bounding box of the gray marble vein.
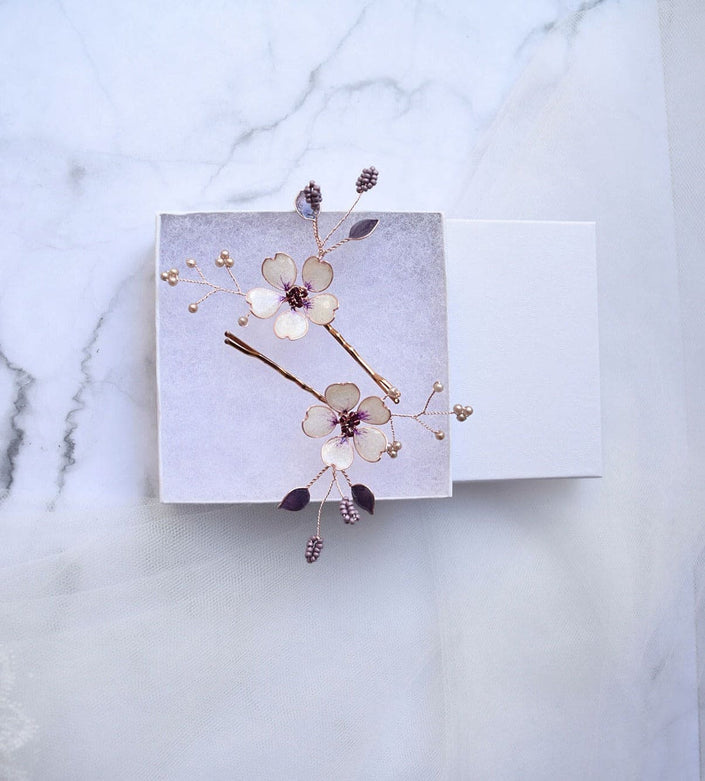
[517,0,608,53]
[52,313,106,507]
[202,4,372,194]
[56,0,116,112]
[47,268,143,510]
[0,346,35,502]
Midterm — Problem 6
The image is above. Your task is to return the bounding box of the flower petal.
[246,287,283,319]
[324,382,360,413]
[301,256,334,292]
[353,425,388,463]
[302,405,338,438]
[321,436,354,469]
[357,396,391,425]
[307,293,338,325]
[262,252,297,290]
[274,309,309,340]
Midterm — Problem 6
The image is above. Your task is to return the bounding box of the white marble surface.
[0,1,703,779]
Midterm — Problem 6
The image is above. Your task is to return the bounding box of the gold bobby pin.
[222,330,472,564]
[224,331,327,404]
[161,167,401,403]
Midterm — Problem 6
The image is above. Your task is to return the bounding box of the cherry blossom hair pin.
[161,167,401,403]
[223,332,473,563]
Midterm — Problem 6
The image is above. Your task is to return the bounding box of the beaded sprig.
[161,168,400,402]
[224,332,472,563]
[161,168,474,563]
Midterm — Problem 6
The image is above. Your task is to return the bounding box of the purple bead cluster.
[356,166,378,193]
[339,497,360,524]
[305,535,324,563]
[303,180,322,211]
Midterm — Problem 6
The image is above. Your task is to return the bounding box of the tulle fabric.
[0,3,704,780]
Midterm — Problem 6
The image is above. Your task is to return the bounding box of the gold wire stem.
[313,214,324,255]
[321,193,361,246]
[320,237,353,258]
[306,465,330,490]
[333,471,346,500]
[316,471,336,537]
[388,415,397,443]
[177,275,245,298]
[224,332,327,404]
[421,387,437,414]
[391,413,438,436]
[322,323,400,403]
[224,265,244,295]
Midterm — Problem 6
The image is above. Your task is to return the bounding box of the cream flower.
[302,382,390,469]
[246,253,338,340]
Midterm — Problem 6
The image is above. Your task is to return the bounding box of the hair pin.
[161,167,401,402]
[223,332,472,562]
[161,167,473,563]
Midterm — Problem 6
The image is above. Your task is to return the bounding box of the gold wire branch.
[306,465,330,489]
[319,193,361,250]
[160,251,245,314]
[313,215,324,255]
[390,382,473,443]
[223,331,327,404]
[316,471,336,537]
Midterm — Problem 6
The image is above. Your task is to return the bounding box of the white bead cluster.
[214,249,234,268]
[160,267,180,286]
[452,404,474,422]
[386,440,402,458]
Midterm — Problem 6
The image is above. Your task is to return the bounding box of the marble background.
[0,1,703,778]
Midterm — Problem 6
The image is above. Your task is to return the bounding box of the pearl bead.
[215,257,225,267]
[160,270,169,281]
[238,315,249,327]
[388,449,398,458]
[186,258,196,268]
[435,430,445,441]
[188,303,198,313]
[433,381,444,393]
[388,387,400,400]
[464,406,474,416]
[392,440,402,451]
[220,249,229,259]
[453,404,463,414]
[456,412,467,422]
[224,257,234,268]
[169,268,178,277]
[168,277,178,287]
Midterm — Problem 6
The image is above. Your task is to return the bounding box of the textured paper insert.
[157,211,450,503]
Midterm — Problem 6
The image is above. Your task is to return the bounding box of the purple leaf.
[279,487,311,511]
[348,219,379,240]
[351,484,375,515]
[295,191,317,220]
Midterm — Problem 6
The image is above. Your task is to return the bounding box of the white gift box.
[447,219,602,481]
[156,213,601,504]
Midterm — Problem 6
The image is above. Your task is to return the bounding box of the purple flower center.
[338,410,361,438]
[285,285,309,309]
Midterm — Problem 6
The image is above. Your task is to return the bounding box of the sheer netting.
[1,1,704,779]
